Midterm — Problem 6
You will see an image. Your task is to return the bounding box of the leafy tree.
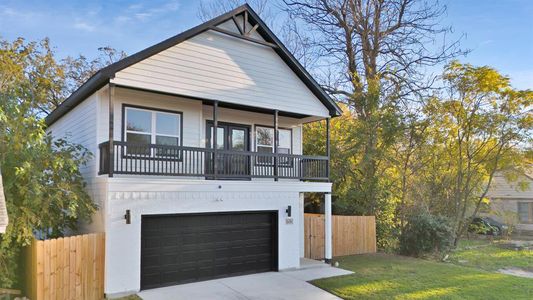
[420,62,532,245]
[60,47,126,107]
[0,37,96,287]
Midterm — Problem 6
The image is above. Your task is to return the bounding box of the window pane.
[518,203,530,223]
[278,130,291,150]
[257,146,273,153]
[257,146,273,164]
[126,133,150,155]
[156,136,179,157]
[126,109,151,132]
[156,135,179,146]
[156,112,180,136]
[231,129,245,151]
[209,127,225,149]
[256,127,273,146]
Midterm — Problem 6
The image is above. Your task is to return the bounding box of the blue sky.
[1,0,532,89]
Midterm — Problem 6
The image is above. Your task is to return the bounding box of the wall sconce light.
[286,205,292,217]
[124,209,131,224]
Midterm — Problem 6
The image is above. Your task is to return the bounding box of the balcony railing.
[99,141,329,181]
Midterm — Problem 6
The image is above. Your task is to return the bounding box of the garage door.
[141,211,278,290]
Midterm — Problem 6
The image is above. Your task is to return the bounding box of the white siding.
[201,105,303,155]
[47,93,106,232]
[109,88,203,147]
[48,93,98,178]
[487,174,533,199]
[112,30,330,117]
[103,178,331,294]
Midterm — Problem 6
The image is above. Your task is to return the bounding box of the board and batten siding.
[111,29,330,117]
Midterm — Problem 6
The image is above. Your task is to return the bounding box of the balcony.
[98,141,329,181]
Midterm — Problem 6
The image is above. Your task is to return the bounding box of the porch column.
[273,110,279,181]
[108,82,115,178]
[325,192,332,263]
[326,117,331,180]
[213,101,219,180]
[299,193,305,258]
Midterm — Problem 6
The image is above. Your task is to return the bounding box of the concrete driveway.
[138,261,352,300]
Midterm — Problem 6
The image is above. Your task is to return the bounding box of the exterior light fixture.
[286,205,292,217]
[124,209,131,224]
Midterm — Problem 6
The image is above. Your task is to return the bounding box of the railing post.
[274,109,279,181]
[213,100,219,180]
[326,117,330,181]
[108,82,115,177]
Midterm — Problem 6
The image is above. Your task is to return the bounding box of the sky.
[0,0,532,90]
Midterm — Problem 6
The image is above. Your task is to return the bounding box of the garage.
[140,211,278,290]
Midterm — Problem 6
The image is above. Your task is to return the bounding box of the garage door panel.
[141,211,277,290]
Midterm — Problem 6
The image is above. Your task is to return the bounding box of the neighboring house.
[45,5,341,296]
[0,169,7,233]
[486,169,533,233]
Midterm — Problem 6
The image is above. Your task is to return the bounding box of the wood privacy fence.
[25,233,105,300]
[304,214,376,259]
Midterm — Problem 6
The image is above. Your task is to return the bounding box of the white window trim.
[254,126,292,154]
[125,107,181,157]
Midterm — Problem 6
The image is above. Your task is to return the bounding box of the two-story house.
[46,4,341,296]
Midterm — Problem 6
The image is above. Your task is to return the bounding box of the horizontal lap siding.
[487,175,533,199]
[48,94,98,179]
[111,88,203,147]
[112,30,329,117]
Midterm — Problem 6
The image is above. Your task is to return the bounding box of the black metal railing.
[99,141,329,180]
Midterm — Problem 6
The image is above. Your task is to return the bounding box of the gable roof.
[45,4,342,125]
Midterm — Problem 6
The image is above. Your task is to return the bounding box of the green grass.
[448,239,533,271]
[313,253,533,299]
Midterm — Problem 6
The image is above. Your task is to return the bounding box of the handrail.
[99,140,329,180]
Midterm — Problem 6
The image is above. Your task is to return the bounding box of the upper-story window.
[124,106,181,156]
[255,126,292,154]
[255,126,292,165]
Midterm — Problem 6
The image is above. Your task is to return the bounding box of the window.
[518,202,533,224]
[124,106,181,157]
[255,126,291,165]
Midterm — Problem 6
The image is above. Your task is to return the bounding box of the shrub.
[399,211,453,257]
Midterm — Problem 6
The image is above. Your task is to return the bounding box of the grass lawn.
[313,253,533,299]
[448,239,533,271]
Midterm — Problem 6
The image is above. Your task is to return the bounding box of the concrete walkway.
[138,260,352,300]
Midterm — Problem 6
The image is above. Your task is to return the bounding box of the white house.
[45,5,341,296]
[486,169,533,233]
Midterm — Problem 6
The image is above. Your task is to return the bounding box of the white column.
[299,193,305,258]
[325,193,332,263]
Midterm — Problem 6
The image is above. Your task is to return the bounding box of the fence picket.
[25,233,105,300]
[304,214,376,259]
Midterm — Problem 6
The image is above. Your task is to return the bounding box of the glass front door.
[206,122,250,178]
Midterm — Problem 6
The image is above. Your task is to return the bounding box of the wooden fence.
[25,233,105,300]
[304,214,376,259]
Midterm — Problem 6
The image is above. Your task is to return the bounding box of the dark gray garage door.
[141,211,278,290]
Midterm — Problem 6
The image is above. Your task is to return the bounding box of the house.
[45,4,341,296]
[485,169,533,233]
[0,169,7,233]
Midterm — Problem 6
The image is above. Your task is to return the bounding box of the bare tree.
[283,0,466,213]
[197,0,272,22]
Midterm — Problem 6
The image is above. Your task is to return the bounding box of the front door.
[206,122,250,178]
